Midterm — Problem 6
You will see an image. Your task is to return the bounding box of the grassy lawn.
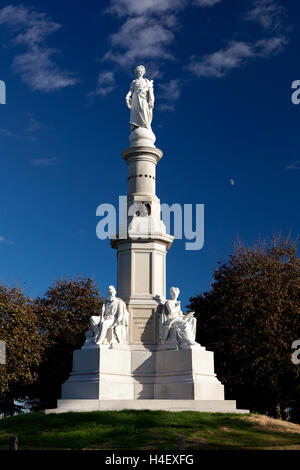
[0,410,299,450]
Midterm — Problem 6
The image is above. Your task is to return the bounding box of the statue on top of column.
[125,65,156,148]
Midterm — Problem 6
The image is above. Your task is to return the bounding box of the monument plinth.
[47,65,248,414]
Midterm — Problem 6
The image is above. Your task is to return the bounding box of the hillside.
[0,410,299,450]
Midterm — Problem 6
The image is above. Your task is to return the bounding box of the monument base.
[47,344,248,413]
[60,345,224,400]
[46,399,249,414]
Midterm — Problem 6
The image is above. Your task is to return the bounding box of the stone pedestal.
[115,239,169,345]
[47,400,249,414]
[51,344,247,413]
[48,346,248,413]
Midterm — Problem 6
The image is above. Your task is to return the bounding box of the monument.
[47,66,248,413]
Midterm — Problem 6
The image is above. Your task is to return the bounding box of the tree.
[188,235,300,419]
[0,285,42,416]
[29,278,103,409]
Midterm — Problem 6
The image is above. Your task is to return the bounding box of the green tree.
[188,236,300,419]
[0,285,42,416]
[30,278,103,409]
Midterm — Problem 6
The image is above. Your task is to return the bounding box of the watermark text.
[96,196,204,251]
[0,80,6,104]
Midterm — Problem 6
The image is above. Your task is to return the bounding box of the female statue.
[125,65,154,131]
[159,287,197,349]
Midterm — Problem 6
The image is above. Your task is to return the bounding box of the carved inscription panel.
[130,308,156,344]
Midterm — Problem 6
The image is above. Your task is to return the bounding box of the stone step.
[45,399,249,414]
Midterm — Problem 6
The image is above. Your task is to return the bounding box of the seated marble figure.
[159,287,197,349]
[84,285,129,348]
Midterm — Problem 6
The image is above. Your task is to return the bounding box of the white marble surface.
[83,286,129,349]
[61,345,225,402]
[46,400,249,414]
[126,66,154,127]
[126,65,156,147]
[129,127,156,147]
[159,287,199,349]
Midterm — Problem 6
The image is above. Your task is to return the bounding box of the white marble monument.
[47,66,248,414]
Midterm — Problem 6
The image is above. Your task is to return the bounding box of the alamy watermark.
[0,340,5,364]
[0,80,6,104]
[96,196,204,251]
[291,340,300,365]
[291,80,300,105]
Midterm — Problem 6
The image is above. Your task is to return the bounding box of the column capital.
[122,146,163,165]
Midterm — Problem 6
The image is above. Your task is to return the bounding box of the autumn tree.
[0,285,42,416]
[29,278,103,409]
[188,235,300,419]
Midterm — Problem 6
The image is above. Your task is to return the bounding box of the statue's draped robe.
[100,297,128,327]
[85,297,129,346]
[129,78,154,129]
[159,301,196,347]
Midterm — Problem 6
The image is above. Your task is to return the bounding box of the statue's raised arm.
[125,65,156,148]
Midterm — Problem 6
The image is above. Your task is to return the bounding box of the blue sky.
[0,0,299,308]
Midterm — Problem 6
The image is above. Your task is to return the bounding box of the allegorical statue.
[125,65,156,147]
[84,285,129,348]
[159,287,197,349]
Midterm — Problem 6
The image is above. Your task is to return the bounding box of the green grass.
[0,410,299,450]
